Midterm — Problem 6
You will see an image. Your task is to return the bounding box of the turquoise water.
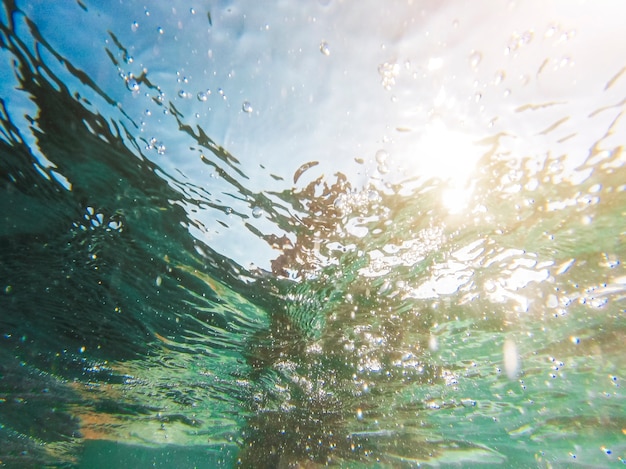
[1,0,625,467]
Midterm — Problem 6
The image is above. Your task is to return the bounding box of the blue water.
[1,1,625,467]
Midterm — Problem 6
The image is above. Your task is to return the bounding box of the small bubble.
[570,336,580,344]
[251,206,263,218]
[157,26,164,34]
[494,70,505,85]
[131,21,139,32]
[79,346,86,353]
[178,90,190,99]
[242,101,253,113]
[319,41,330,56]
[197,91,208,102]
[190,7,196,15]
[4,285,12,294]
[356,408,363,420]
[155,275,162,287]
[469,50,482,68]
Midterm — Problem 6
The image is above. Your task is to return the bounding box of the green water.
[1,0,625,467]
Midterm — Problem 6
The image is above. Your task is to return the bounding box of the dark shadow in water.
[0,1,277,465]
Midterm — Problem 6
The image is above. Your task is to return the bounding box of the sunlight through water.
[1,0,625,468]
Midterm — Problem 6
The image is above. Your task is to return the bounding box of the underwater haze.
[1,0,625,467]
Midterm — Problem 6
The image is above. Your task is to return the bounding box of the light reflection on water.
[0,0,625,467]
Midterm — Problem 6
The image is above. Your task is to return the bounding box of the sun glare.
[412,118,483,214]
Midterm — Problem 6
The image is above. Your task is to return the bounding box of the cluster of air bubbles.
[197,89,211,101]
[504,30,534,55]
[375,149,389,174]
[120,69,140,93]
[146,137,166,154]
[378,61,400,90]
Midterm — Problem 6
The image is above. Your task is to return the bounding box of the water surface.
[1,0,625,467]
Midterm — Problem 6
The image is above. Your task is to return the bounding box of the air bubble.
[126,78,139,92]
[197,91,208,102]
[242,101,253,113]
[375,149,388,164]
[251,206,263,218]
[494,70,505,85]
[469,50,482,68]
[319,41,330,56]
[157,26,164,34]
[178,90,190,99]
[131,21,139,32]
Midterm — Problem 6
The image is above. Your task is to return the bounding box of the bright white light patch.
[503,338,520,380]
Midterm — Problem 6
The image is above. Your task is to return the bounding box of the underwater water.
[1,0,625,467]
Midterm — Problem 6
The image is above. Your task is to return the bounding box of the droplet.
[242,101,253,113]
[469,50,482,68]
[319,41,330,56]
[252,206,263,218]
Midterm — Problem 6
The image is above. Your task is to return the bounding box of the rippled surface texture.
[1,0,625,467]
